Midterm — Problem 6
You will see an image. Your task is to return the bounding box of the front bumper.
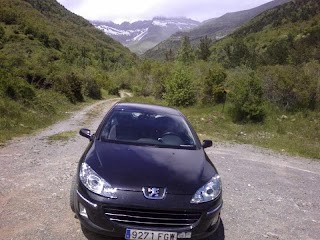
[74,185,223,239]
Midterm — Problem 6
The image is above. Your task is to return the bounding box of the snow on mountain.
[96,25,131,36]
[132,28,149,42]
[91,17,200,54]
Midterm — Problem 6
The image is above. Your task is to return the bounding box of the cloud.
[57,0,272,23]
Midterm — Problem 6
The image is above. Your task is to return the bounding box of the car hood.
[84,141,217,195]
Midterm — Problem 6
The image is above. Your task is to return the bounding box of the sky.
[56,0,272,24]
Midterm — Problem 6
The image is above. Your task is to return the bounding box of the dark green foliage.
[4,77,36,104]
[165,48,175,61]
[164,68,196,107]
[87,82,101,99]
[177,36,195,64]
[0,8,17,25]
[198,36,212,61]
[0,25,4,39]
[259,63,320,111]
[216,38,256,68]
[108,84,120,96]
[201,64,227,104]
[265,38,289,65]
[52,73,84,103]
[228,68,266,122]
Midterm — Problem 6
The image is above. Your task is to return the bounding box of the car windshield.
[99,110,196,149]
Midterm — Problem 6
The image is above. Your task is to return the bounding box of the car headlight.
[79,162,117,199]
[191,175,221,204]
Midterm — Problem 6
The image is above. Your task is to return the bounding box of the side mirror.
[79,128,92,140]
[202,140,212,149]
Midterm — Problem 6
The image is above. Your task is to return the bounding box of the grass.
[123,96,320,160]
[47,131,77,142]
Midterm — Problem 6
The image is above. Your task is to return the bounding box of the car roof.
[114,103,182,116]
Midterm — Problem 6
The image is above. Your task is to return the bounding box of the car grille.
[103,207,201,228]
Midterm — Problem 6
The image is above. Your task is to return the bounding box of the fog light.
[79,203,88,218]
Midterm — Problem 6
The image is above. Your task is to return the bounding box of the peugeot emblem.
[142,187,166,200]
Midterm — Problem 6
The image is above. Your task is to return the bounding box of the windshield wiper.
[179,144,196,148]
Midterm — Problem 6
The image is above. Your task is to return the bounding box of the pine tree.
[177,36,195,64]
[198,35,212,61]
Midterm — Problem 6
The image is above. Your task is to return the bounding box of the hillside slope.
[143,0,290,60]
[210,0,320,68]
[0,0,135,74]
[0,0,136,142]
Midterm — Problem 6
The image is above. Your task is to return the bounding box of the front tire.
[204,219,225,240]
[70,176,77,213]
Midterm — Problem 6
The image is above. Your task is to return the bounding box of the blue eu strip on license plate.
[125,229,177,240]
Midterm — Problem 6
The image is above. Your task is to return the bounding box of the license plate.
[125,229,177,240]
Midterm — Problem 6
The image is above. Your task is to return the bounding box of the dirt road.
[0,99,319,240]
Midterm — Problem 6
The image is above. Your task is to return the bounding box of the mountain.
[143,0,291,60]
[92,17,200,54]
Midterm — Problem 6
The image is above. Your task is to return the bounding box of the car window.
[100,110,196,149]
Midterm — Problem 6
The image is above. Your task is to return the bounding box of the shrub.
[3,76,36,104]
[0,26,5,40]
[0,9,17,24]
[108,84,120,96]
[201,64,227,104]
[164,68,196,107]
[84,79,101,99]
[259,63,320,111]
[228,68,266,122]
[53,73,84,103]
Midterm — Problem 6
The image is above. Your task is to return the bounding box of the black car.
[70,103,223,240]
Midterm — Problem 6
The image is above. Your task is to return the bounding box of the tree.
[165,48,175,61]
[201,64,227,104]
[265,38,289,65]
[228,68,266,122]
[198,36,212,61]
[164,68,196,107]
[177,36,195,64]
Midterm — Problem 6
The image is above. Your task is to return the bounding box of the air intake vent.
[103,207,201,228]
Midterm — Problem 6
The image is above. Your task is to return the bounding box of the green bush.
[52,73,84,103]
[201,64,227,104]
[108,83,120,96]
[4,77,36,104]
[84,79,101,99]
[0,8,17,24]
[0,25,5,40]
[259,64,320,111]
[164,68,196,107]
[228,68,266,122]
